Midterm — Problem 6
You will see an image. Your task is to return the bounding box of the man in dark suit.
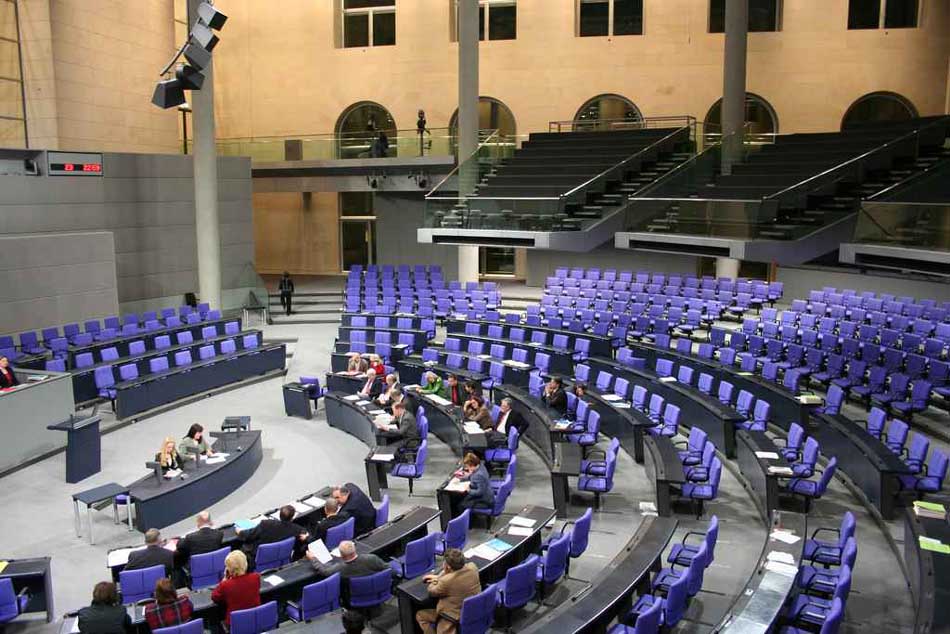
[125,528,175,577]
[332,484,376,536]
[375,400,420,448]
[311,498,351,543]
[489,397,528,447]
[237,505,309,568]
[542,376,568,415]
[445,374,464,406]
[307,540,389,579]
[174,511,224,568]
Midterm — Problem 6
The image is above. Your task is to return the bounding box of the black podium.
[283,382,313,419]
[47,415,101,483]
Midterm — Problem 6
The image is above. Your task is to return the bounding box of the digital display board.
[47,152,104,177]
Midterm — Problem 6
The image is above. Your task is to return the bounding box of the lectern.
[47,415,101,483]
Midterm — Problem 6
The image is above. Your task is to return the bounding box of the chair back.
[685,541,708,596]
[402,533,438,579]
[503,554,539,608]
[541,532,571,585]
[325,517,356,550]
[648,394,665,421]
[886,419,909,451]
[300,573,341,620]
[118,564,165,603]
[375,494,390,528]
[119,364,138,381]
[818,598,844,634]
[663,566,690,627]
[570,508,593,558]
[445,509,470,551]
[255,536,295,571]
[230,600,278,634]
[907,433,931,466]
[688,427,707,453]
[817,457,838,495]
[152,619,204,634]
[800,437,820,469]
[345,569,393,609]
[459,582,499,634]
[717,381,734,403]
[632,596,662,634]
[0,578,22,622]
[867,407,886,438]
[94,366,115,389]
[189,546,230,589]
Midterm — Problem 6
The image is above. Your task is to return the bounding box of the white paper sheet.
[344,394,360,401]
[767,466,794,476]
[373,453,395,462]
[307,539,333,564]
[204,456,226,465]
[766,551,796,565]
[263,574,285,586]
[507,526,533,537]
[509,516,536,528]
[770,529,801,545]
[612,403,632,409]
[302,496,326,509]
[658,376,677,383]
[600,394,622,401]
[755,451,780,460]
[466,543,503,561]
[107,546,143,568]
[443,478,469,493]
[426,395,452,406]
[164,469,182,478]
[764,560,799,577]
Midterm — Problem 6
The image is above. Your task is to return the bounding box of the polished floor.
[0,275,928,633]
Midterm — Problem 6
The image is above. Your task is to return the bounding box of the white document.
[463,422,484,434]
[639,501,658,513]
[766,551,796,565]
[289,501,313,514]
[601,393,622,401]
[612,403,632,409]
[69,617,80,634]
[307,539,333,564]
[356,400,371,407]
[164,469,182,479]
[503,360,529,368]
[755,451,780,460]
[658,376,677,383]
[764,560,799,577]
[107,546,143,568]
[427,395,452,406]
[368,410,386,416]
[373,453,395,462]
[529,341,542,346]
[375,413,394,425]
[28,374,49,382]
[467,543,503,561]
[507,526,533,537]
[770,529,801,545]
[509,516,537,528]
[204,456,226,465]
[344,394,361,401]
[302,496,326,509]
[444,478,469,493]
[477,354,492,360]
[263,574,285,586]
[768,466,794,476]
[799,394,824,405]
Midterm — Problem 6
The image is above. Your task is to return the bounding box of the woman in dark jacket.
[0,355,18,388]
[78,582,132,634]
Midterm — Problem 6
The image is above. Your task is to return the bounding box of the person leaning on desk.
[346,353,368,374]
[179,423,214,461]
[0,355,19,388]
[125,529,176,577]
[237,505,310,567]
[156,437,183,474]
[78,582,132,634]
[417,548,481,634]
[451,453,494,517]
[419,371,446,398]
[375,372,402,409]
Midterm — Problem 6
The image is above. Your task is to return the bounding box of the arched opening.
[335,101,397,158]
[449,96,517,143]
[704,92,779,136]
[841,92,917,130]
[573,94,643,131]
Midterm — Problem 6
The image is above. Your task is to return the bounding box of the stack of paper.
[552,420,573,430]
[444,478,469,493]
[344,394,361,401]
[477,354,492,360]
[770,529,800,545]
[639,501,658,516]
[764,560,799,576]
[107,547,143,568]
[919,536,950,554]
[509,516,536,528]
[205,456,226,465]
[913,501,947,519]
[767,466,794,476]
[766,551,795,565]
[507,526,533,537]
[289,501,313,514]
[164,469,182,479]
[798,394,824,406]
[755,451,780,460]
[463,422,485,434]
[356,400,371,407]
[302,496,327,509]
[658,376,677,383]
[373,453,395,462]
[427,395,452,406]
[308,539,333,564]
[601,394,622,402]
[613,402,632,409]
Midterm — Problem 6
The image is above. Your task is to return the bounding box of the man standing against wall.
[278,272,295,316]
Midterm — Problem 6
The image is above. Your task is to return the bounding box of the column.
[457,0,480,283]
[188,0,222,309]
[716,257,741,280]
[721,0,748,176]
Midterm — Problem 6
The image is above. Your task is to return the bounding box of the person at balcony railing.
[371,131,390,158]
[417,109,431,156]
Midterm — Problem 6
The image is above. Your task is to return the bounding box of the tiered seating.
[0,303,223,365]
[343,264,501,317]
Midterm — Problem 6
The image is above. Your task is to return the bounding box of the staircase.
[267,292,343,325]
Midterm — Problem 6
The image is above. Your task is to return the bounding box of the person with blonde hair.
[211,551,261,627]
[156,437,182,474]
[368,354,386,379]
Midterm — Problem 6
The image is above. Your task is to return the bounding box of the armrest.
[810,526,840,541]
[680,530,705,545]
[673,440,688,449]
[258,567,279,577]
[436,612,459,626]
[585,450,607,462]
[285,600,300,610]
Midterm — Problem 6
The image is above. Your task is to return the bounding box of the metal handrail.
[425,129,502,196]
[630,131,735,199]
[548,115,695,134]
[763,116,950,205]
[865,150,950,202]
[218,127,453,144]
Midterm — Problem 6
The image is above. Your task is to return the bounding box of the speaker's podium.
[47,415,101,483]
[283,382,313,419]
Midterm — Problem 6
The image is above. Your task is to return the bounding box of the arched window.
[449,96,517,140]
[573,94,643,130]
[841,92,917,130]
[704,93,778,136]
[335,101,397,158]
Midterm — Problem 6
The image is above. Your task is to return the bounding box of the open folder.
[308,539,334,564]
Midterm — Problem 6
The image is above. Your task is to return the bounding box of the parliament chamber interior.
[1,1,949,633]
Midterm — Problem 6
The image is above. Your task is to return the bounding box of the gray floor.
[0,276,927,633]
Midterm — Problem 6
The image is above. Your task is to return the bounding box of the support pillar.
[716,257,741,280]
[457,0,480,283]
[721,0,748,175]
[188,0,222,309]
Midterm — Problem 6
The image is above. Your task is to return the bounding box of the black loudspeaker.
[176,64,205,90]
[152,79,186,109]
[183,41,212,70]
[192,22,219,52]
[197,2,228,30]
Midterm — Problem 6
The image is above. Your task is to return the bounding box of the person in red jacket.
[211,551,260,627]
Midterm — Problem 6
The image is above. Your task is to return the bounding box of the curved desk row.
[337,325,429,352]
[114,344,286,420]
[9,350,48,370]
[72,330,262,404]
[447,332,575,375]
[66,317,238,366]
[325,371,381,395]
[395,358,489,388]
[330,346,407,372]
[417,349,532,387]
[444,318,614,358]
[904,504,950,634]
[128,430,263,531]
[519,516,677,634]
[341,312,427,329]
[626,341,912,519]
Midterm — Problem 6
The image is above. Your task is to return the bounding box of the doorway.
[339,192,377,271]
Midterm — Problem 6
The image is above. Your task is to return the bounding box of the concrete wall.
[212,0,950,140]
[375,193,460,279]
[777,265,950,304]
[524,246,700,287]
[0,152,254,320]
[0,231,118,336]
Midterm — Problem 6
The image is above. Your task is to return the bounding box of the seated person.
[489,397,527,446]
[368,354,386,379]
[332,484,376,536]
[178,423,214,461]
[452,453,494,517]
[462,392,485,422]
[469,400,494,431]
[346,353,368,373]
[341,610,366,634]
[306,540,389,578]
[572,381,587,400]
[376,400,420,448]
[416,548,481,634]
[0,355,19,388]
[358,368,379,398]
[375,373,402,409]
[445,373,464,406]
[211,551,260,629]
[174,511,224,569]
[541,376,568,415]
[419,371,445,397]
[311,498,351,543]
[78,582,131,634]
[237,505,309,568]
[144,578,193,632]
[125,529,175,577]
[155,437,182,474]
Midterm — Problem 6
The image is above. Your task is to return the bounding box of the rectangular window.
[578,0,642,37]
[342,0,395,48]
[453,1,516,42]
[709,0,781,33]
[848,0,881,28]
[884,0,918,28]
